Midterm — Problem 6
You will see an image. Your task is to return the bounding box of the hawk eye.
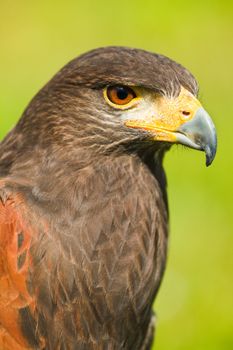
[106,86,137,106]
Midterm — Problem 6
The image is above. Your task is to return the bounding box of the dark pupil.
[116,87,129,100]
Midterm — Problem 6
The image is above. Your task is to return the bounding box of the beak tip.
[205,142,217,167]
[206,156,212,167]
[205,128,217,167]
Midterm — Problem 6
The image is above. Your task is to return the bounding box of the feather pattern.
[0,46,198,349]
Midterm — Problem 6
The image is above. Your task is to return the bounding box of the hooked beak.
[125,87,217,166]
[176,107,217,166]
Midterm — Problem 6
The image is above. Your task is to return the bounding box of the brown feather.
[0,47,198,349]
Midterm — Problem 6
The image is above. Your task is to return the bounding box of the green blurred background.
[0,0,232,349]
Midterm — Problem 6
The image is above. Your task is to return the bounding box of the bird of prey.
[0,47,216,350]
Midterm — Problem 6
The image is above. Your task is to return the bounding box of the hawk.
[0,47,217,349]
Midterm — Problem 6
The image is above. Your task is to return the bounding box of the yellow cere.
[125,87,202,142]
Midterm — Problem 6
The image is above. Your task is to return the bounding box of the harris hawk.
[0,47,217,350]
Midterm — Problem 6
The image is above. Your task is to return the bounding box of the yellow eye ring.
[104,85,140,109]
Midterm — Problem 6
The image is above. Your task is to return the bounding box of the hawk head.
[18,46,217,166]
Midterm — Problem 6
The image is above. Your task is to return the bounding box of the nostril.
[182,111,190,116]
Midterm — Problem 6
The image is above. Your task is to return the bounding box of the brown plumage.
[0,47,216,349]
